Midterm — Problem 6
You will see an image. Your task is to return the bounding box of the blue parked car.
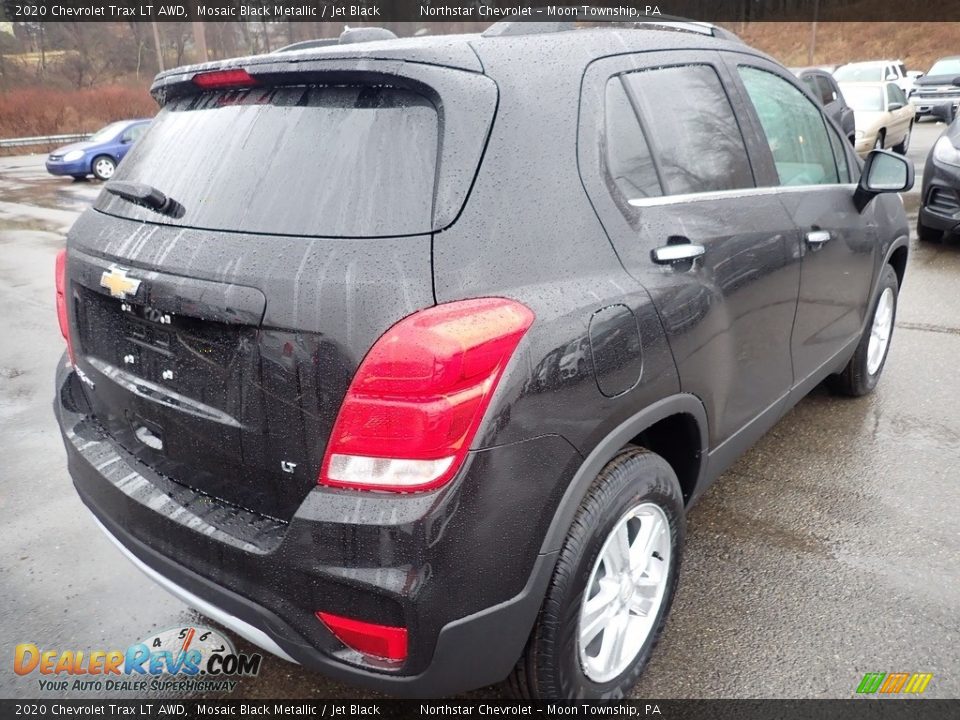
[45,119,151,181]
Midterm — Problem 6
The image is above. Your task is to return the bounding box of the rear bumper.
[55,359,576,696]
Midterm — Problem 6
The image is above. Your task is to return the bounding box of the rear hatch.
[66,54,497,521]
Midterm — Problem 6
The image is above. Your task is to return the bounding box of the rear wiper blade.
[104,181,184,218]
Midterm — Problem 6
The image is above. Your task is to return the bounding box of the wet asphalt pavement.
[1,122,957,700]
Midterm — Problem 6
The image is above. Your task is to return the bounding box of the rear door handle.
[805,229,832,248]
[651,243,706,265]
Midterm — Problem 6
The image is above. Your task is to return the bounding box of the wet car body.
[918,118,960,240]
[55,24,911,697]
[45,120,151,180]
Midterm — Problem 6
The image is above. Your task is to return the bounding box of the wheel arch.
[539,394,709,555]
[886,240,908,290]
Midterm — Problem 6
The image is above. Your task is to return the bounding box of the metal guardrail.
[0,133,92,149]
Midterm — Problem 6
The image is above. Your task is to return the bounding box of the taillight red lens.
[316,612,407,661]
[55,249,74,365]
[192,69,257,89]
[319,298,534,492]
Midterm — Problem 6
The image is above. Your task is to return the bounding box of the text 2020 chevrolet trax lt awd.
[54,22,913,699]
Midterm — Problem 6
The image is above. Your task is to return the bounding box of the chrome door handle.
[805,229,832,247]
[651,243,706,265]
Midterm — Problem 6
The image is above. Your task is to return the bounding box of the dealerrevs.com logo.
[14,626,262,693]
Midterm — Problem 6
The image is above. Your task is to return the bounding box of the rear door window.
[95,86,439,237]
[604,78,662,200]
[620,64,754,195]
[737,66,840,186]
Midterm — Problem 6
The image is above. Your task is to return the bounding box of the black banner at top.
[3,0,960,23]
[0,700,958,719]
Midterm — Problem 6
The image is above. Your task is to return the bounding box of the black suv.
[54,22,913,699]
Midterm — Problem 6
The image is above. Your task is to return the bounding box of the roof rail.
[483,14,741,42]
[273,38,339,53]
[272,26,398,54]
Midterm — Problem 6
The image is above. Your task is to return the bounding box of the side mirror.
[888,102,905,110]
[120,136,133,144]
[854,150,914,212]
[952,76,960,87]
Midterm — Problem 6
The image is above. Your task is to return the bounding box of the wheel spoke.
[604,523,631,574]
[596,612,628,674]
[580,578,618,646]
[628,591,656,617]
[630,514,664,573]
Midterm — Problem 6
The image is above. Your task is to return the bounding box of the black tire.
[828,264,899,397]
[91,155,116,181]
[917,218,942,243]
[506,448,685,700]
[892,123,912,154]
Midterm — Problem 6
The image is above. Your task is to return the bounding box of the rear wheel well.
[629,413,702,504]
[888,245,907,289]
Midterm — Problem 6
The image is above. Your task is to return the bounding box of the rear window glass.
[95,86,438,237]
[621,64,754,196]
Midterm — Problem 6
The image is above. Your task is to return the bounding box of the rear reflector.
[319,298,534,492]
[55,249,74,365]
[192,69,257,90]
[316,612,407,661]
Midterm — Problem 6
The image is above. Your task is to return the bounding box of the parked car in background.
[909,56,960,122]
[834,60,920,98]
[54,22,913,700]
[918,117,960,242]
[839,82,914,156]
[792,67,856,142]
[45,119,151,181]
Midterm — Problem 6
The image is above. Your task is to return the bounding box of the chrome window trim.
[628,184,858,208]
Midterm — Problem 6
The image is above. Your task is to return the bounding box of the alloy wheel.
[577,503,671,683]
[867,287,895,375]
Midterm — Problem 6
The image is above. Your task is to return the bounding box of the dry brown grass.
[735,22,960,72]
[0,85,156,141]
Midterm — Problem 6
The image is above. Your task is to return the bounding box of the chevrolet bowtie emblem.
[100,266,142,300]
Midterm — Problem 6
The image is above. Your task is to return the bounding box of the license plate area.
[78,286,253,412]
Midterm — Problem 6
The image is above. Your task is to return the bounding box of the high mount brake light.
[318,298,535,493]
[55,249,74,365]
[192,69,257,90]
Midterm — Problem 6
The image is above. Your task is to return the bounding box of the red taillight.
[55,249,74,365]
[319,298,534,493]
[192,69,257,89]
[317,612,407,661]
